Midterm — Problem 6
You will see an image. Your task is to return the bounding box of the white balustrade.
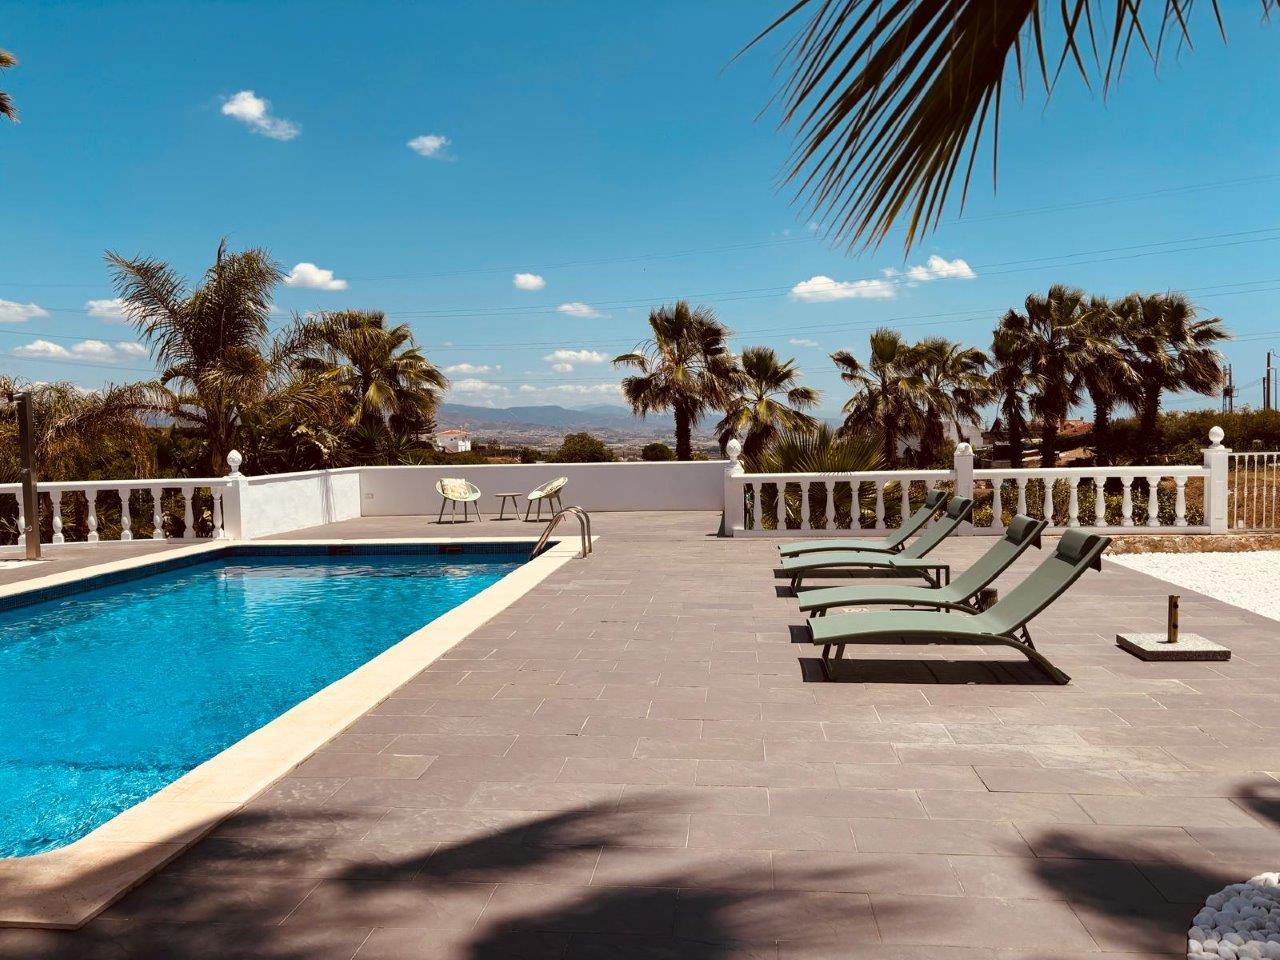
[969,465,1209,536]
[727,469,950,537]
[0,478,233,546]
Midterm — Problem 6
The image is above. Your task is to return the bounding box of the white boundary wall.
[231,468,364,539]
[358,461,728,516]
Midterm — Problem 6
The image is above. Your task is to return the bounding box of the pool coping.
[0,535,583,929]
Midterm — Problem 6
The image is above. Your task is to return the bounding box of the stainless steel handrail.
[532,506,592,558]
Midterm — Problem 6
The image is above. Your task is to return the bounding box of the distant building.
[434,429,472,453]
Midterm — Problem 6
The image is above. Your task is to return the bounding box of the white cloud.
[887,255,976,283]
[556,301,604,319]
[0,300,50,323]
[544,348,609,364]
[513,272,545,291]
[220,90,300,141]
[12,339,148,364]
[408,134,451,158]
[550,362,573,373]
[790,276,897,302]
[444,362,497,375]
[518,383,621,397]
[789,337,819,348]
[284,262,348,290]
[449,378,507,395]
[85,297,130,322]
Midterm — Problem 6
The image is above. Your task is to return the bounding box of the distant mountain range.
[436,402,675,433]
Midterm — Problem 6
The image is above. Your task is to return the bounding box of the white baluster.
[1016,477,1027,516]
[211,487,225,539]
[900,481,909,526]
[1146,475,1160,527]
[51,492,65,543]
[771,483,781,530]
[824,481,835,530]
[1042,478,1054,525]
[1067,480,1079,527]
[799,481,811,531]
[118,488,132,540]
[873,481,885,531]
[1094,476,1106,527]
[1121,475,1134,527]
[15,493,25,547]
[991,479,1004,532]
[181,485,196,539]
[86,490,99,542]
[1174,476,1188,528]
[150,486,165,540]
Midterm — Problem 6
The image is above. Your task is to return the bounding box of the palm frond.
[749,1,1272,251]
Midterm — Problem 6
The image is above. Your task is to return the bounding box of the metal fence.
[1229,452,1280,530]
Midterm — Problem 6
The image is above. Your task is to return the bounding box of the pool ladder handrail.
[533,506,593,559]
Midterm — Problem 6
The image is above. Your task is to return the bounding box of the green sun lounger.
[778,490,948,558]
[780,497,974,592]
[798,515,1047,618]
[805,528,1112,685]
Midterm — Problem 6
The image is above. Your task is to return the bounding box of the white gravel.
[1110,550,1280,623]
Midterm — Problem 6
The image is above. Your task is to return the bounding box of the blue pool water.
[0,547,523,857]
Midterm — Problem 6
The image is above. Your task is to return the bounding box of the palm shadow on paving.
[0,798,908,958]
[1026,780,1280,955]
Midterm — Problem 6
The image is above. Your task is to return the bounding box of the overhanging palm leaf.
[749,2,1274,251]
[0,49,18,123]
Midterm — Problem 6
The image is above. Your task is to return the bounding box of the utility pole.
[1266,351,1273,412]
[8,391,41,560]
[1222,365,1234,415]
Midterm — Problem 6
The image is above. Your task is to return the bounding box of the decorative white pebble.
[1188,875,1280,960]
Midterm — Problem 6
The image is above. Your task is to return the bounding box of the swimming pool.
[0,545,524,858]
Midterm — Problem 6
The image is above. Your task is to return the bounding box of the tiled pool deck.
[3,511,1278,958]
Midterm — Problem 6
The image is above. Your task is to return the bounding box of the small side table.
[495,493,522,520]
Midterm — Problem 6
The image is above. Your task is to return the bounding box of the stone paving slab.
[2,510,1277,958]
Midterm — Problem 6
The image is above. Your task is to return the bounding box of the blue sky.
[3,2,1279,418]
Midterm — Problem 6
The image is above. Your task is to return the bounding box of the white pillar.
[953,442,975,534]
[1203,426,1231,535]
[220,450,249,540]
[722,440,745,537]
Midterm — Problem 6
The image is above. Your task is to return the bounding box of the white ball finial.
[725,438,743,463]
[1208,426,1225,448]
[226,449,243,475]
[955,441,974,456]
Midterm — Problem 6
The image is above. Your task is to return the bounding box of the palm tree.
[913,337,991,464]
[0,376,165,482]
[999,285,1105,467]
[748,3,1273,250]
[614,301,739,460]
[715,346,820,460]
[107,239,283,473]
[831,328,925,468]
[0,49,18,122]
[988,324,1038,468]
[1079,298,1141,466]
[748,422,881,473]
[294,310,448,440]
[1115,293,1228,460]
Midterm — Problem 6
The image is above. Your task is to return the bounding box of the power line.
[24,225,1280,335]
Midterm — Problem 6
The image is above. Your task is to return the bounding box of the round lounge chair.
[436,478,483,523]
[525,476,567,521]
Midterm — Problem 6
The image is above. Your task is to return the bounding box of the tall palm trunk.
[1139,387,1162,462]
[1005,406,1024,467]
[1090,394,1113,466]
[1039,420,1059,468]
[674,404,693,461]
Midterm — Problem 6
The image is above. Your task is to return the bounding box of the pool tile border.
[0,535,582,929]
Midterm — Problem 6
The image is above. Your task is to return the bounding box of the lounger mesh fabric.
[797,516,1045,614]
